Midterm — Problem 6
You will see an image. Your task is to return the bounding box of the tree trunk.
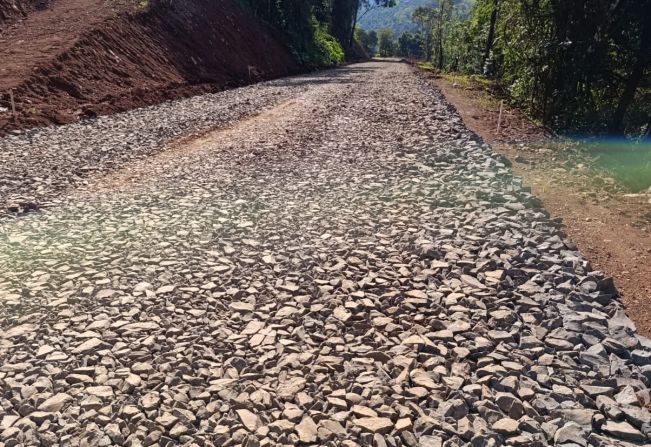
[331,0,359,53]
[437,14,444,69]
[436,1,447,69]
[481,0,500,74]
[437,33,444,69]
[609,14,650,135]
[609,57,647,135]
[349,0,360,49]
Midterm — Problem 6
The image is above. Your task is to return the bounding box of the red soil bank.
[0,0,48,25]
[0,0,298,134]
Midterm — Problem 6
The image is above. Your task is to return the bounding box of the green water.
[584,140,651,192]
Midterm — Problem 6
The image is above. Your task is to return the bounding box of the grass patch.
[135,0,149,12]
[442,73,492,89]
[441,73,502,109]
[416,61,436,71]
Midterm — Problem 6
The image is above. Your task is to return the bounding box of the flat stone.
[353,417,394,434]
[2,324,38,338]
[493,418,520,436]
[236,409,260,432]
[37,393,73,412]
[602,420,646,443]
[86,386,114,397]
[554,422,588,446]
[296,415,318,443]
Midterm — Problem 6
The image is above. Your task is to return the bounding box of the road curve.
[0,62,650,446]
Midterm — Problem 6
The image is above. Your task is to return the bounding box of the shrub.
[313,25,344,66]
[292,21,344,68]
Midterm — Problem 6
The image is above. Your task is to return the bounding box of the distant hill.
[358,0,432,35]
[358,0,474,35]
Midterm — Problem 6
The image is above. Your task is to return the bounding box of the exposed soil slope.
[0,0,48,25]
[0,0,298,133]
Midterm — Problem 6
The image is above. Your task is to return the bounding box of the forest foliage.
[236,1,395,68]
[364,0,651,138]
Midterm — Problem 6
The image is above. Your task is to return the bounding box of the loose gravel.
[0,74,313,217]
[1,61,650,447]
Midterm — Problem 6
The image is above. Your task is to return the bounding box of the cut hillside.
[0,0,48,25]
[0,0,298,134]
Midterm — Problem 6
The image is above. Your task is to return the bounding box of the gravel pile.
[0,62,650,447]
[0,74,313,217]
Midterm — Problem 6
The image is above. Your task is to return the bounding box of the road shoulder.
[426,70,651,337]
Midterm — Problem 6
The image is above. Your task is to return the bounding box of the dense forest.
[358,0,651,138]
[236,0,396,67]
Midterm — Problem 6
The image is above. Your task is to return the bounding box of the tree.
[481,0,500,74]
[407,0,650,137]
[356,28,379,56]
[398,32,425,59]
[608,0,651,135]
[330,0,396,52]
[378,28,397,56]
[433,0,453,69]
[412,6,437,60]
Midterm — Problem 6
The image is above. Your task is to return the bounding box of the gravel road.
[1,61,650,447]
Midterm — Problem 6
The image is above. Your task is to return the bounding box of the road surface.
[0,62,649,446]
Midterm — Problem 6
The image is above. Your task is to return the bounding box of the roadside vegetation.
[236,1,396,68]
[357,0,650,140]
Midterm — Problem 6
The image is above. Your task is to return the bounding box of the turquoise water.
[582,139,651,192]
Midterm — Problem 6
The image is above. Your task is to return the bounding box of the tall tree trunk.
[609,20,650,135]
[609,56,647,135]
[331,0,359,53]
[349,0,360,49]
[437,32,444,69]
[481,0,500,74]
[437,12,444,69]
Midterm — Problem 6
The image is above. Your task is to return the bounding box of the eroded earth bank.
[0,62,650,447]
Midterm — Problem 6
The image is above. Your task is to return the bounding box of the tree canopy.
[370,0,651,137]
[239,0,650,137]
[237,0,397,65]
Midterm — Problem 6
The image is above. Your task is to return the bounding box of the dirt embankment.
[0,0,45,24]
[0,0,298,134]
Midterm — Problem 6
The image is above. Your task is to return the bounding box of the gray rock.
[601,420,646,443]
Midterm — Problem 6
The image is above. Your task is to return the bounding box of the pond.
[583,139,651,192]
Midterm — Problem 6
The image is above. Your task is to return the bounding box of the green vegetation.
[237,1,397,67]
[373,0,651,139]
[378,29,397,56]
[398,31,425,58]
[312,23,346,66]
[355,28,379,56]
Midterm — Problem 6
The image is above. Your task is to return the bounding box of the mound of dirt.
[0,0,48,25]
[0,0,299,134]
